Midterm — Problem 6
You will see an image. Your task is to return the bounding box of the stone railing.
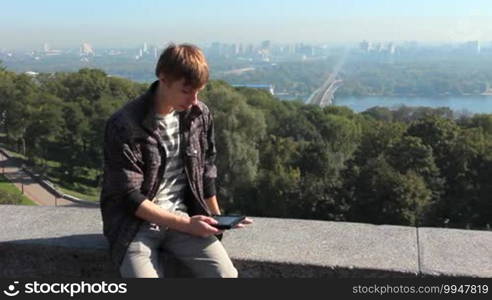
[0,205,491,278]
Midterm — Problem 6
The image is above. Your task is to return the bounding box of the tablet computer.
[211,215,246,230]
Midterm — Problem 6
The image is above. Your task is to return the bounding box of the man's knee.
[215,259,238,278]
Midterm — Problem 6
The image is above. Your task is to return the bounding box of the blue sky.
[2,0,492,49]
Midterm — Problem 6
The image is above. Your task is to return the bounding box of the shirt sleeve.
[203,111,217,198]
[102,120,147,214]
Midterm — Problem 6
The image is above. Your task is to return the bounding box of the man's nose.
[190,92,198,105]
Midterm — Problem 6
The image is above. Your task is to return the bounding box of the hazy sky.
[2,0,492,49]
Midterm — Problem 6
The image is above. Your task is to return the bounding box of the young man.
[100,43,251,278]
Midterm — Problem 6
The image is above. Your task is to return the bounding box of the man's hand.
[179,215,224,238]
[135,200,223,238]
[233,217,254,229]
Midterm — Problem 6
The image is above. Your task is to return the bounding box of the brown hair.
[155,43,209,89]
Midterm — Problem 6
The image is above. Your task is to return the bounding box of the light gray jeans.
[119,214,238,278]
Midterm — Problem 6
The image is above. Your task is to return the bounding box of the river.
[332,96,492,114]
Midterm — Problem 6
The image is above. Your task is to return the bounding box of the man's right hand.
[135,200,222,238]
[178,215,223,238]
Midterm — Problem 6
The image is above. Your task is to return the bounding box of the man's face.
[160,77,205,112]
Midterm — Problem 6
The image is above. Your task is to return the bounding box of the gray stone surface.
[0,205,105,249]
[1,205,491,278]
[0,205,114,278]
[0,243,118,278]
[221,217,419,276]
[418,227,492,277]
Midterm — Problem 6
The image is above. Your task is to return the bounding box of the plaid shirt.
[100,81,217,267]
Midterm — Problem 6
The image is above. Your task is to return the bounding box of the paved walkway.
[0,152,80,207]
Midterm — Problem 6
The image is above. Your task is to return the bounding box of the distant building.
[287,44,296,55]
[108,49,122,56]
[359,41,397,55]
[359,40,371,52]
[232,43,240,56]
[43,42,62,56]
[374,42,383,52]
[210,42,222,57]
[80,43,95,56]
[24,71,39,77]
[259,40,272,60]
[225,44,237,57]
[246,44,254,56]
[261,40,271,50]
[296,43,314,57]
[388,43,396,54]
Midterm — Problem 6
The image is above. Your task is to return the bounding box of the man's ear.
[159,75,176,88]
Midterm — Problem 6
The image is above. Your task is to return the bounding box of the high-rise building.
[388,42,396,55]
[287,44,295,55]
[297,43,314,57]
[374,42,383,52]
[232,43,240,55]
[260,40,272,59]
[246,44,254,56]
[359,40,371,52]
[210,42,221,57]
[261,40,271,50]
[43,42,61,56]
[80,43,95,56]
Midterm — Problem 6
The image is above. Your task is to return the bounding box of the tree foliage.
[0,68,490,230]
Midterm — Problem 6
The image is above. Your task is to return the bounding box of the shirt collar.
[141,80,203,133]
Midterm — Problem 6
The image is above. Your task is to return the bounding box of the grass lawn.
[55,185,100,202]
[0,174,37,205]
[44,167,101,202]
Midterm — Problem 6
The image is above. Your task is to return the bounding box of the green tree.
[253,136,302,217]
[25,93,64,161]
[202,85,266,212]
[347,158,432,226]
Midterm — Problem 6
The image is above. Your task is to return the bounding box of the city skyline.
[2,0,492,49]
[5,39,490,55]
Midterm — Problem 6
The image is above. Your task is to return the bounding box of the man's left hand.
[233,217,253,229]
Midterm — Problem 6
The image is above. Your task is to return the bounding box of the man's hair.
[155,43,209,89]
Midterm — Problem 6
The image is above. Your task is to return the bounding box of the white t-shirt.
[153,111,188,213]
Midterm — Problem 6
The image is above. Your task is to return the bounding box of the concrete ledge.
[419,228,492,277]
[0,206,491,278]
